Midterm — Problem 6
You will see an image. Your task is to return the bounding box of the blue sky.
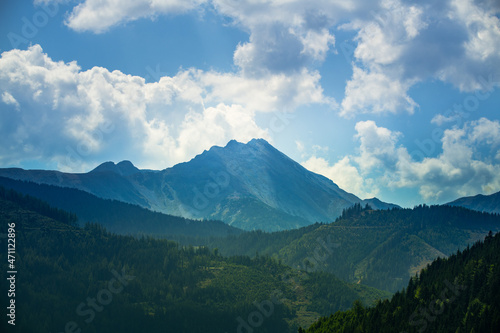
[1,0,499,207]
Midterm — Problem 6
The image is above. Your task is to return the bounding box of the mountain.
[304,231,500,333]
[204,204,500,292]
[0,138,398,231]
[90,160,141,176]
[447,191,500,214]
[0,187,390,332]
[0,177,242,239]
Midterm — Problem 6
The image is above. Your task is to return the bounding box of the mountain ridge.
[204,204,500,292]
[447,190,500,214]
[0,139,398,231]
[0,176,242,238]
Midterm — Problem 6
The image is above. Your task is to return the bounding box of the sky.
[0,0,499,208]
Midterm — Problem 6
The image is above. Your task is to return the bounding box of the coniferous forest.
[304,230,500,332]
[2,183,500,332]
[0,187,389,333]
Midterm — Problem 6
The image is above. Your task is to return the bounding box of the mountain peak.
[225,139,240,147]
[91,160,139,176]
[0,139,397,232]
[248,138,270,146]
[222,138,271,148]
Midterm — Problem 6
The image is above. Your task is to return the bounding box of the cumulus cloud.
[340,65,417,116]
[353,120,403,172]
[216,1,344,76]
[398,119,500,201]
[45,0,500,116]
[302,155,378,199]
[58,0,346,75]
[141,103,269,168]
[64,0,208,33]
[302,118,500,203]
[0,45,330,171]
[196,68,330,111]
[339,0,500,116]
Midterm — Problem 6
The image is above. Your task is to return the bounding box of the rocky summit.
[0,139,397,231]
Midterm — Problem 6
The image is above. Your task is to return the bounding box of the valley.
[1,140,500,332]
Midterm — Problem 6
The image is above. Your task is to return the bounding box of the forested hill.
[205,204,500,292]
[0,188,390,332]
[304,230,500,333]
[0,177,242,239]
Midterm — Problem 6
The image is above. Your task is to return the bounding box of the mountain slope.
[0,177,242,239]
[0,139,398,231]
[305,231,500,333]
[204,204,500,292]
[0,187,390,332]
[447,191,500,214]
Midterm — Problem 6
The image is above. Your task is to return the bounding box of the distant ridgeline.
[2,175,499,295]
[0,177,242,239]
[1,181,499,332]
[303,230,500,332]
[0,187,390,332]
[0,185,78,226]
[0,139,399,232]
[204,203,500,293]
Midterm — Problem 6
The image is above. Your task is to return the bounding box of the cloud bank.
[303,119,500,203]
[0,45,328,171]
[53,0,500,116]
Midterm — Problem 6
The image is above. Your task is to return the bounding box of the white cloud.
[59,0,346,76]
[303,119,500,203]
[340,65,417,116]
[196,68,331,112]
[339,0,500,116]
[142,103,270,168]
[1,92,20,110]
[353,120,403,172]
[469,117,500,146]
[401,123,500,201]
[0,45,328,171]
[45,0,500,116]
[363,119,500,202]
[453,0,500,62]
[431,113,466,126]
[302,155,378,199]
[64,0,208,33]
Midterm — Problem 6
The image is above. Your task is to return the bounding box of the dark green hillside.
[206,204,500,292]
[304,231,500,333]
[0,188,389,333]
[0,177,242,239]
